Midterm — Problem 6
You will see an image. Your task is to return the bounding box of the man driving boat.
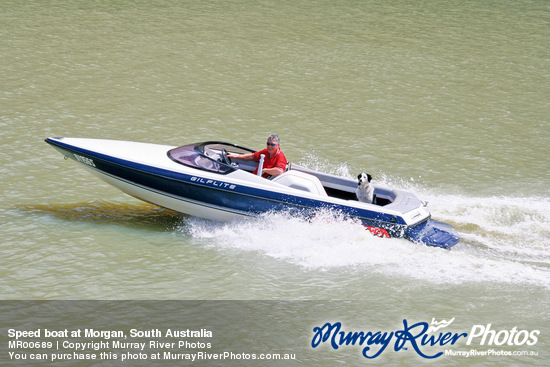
[227,134,287,178]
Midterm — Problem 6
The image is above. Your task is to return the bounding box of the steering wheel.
[220,149,232,165]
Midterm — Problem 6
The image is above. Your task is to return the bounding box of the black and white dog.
[356,173,374,204]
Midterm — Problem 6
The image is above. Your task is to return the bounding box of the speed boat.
[45,137,459,249]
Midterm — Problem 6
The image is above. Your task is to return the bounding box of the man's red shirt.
[252,148,288,178]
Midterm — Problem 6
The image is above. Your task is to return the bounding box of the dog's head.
[357,173,372,188]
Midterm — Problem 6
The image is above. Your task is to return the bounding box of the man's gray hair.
[267,134,280,144]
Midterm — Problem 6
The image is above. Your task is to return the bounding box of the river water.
[1,1,548,366]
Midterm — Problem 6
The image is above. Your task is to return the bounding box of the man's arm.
[262,167,284,176]
[227,152,254,161]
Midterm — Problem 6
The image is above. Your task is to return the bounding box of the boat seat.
[272,170,327,196]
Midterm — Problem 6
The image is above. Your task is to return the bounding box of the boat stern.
[407,219,460,249]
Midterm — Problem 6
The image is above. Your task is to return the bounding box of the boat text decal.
[190,177,236,190]
[74,154,96,167]
[365,226,390,238]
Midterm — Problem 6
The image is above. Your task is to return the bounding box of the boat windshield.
[168,142,252,174]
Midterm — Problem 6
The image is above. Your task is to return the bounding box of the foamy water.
[180,180,550,289]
